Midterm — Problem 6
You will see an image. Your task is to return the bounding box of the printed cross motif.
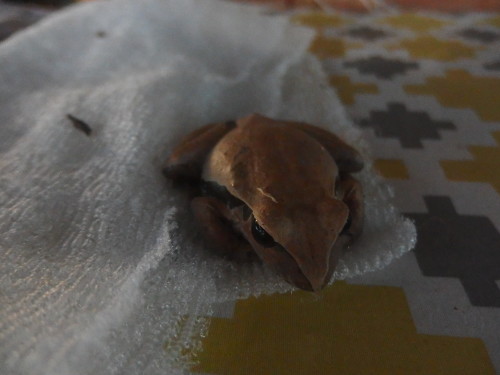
[293,13,350,28]
[388,36,477,61]
[192,282,495,374]
[405,70,500,122]
[359,103,455,148]
[346,26,389,41]
[407,196,500,308]
[329,75,378,105]
[484,61,500,71]
[344,56,418,79]
[458,28,500,43]
[380,13,448,32]
[309,35,348,58]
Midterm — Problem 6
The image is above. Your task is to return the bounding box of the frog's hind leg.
[285,121,364,173]
[163,121,236,181]
[191,196,258,262]
[337,174,364,246]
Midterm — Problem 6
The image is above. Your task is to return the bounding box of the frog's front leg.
[163,121,236,181]
[284,120,364,173]
[338,174,364,245]
[191,196,257,262]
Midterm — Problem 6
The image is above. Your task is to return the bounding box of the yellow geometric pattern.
[380,13,449,32]
[387,36,478,61]
[191,282,495,375]
[329,75,378,105]
[373,159,410,179]
[405,70,500,122]
[309,34,345,58]
[292,12,351,28]
[481,16,500,28]
[308,35,361,58]
[441,131,500,194]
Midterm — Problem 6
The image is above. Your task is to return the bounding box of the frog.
[163,114,364,291]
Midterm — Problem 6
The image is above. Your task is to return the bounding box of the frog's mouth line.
[199,180,323,291]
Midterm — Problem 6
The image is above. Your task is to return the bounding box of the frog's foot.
[191,196,258,263]
[337,174,364,247]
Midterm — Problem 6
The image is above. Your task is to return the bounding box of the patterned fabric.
[191,10,500,375]
[234,0,500,12]
[2,4,498,374]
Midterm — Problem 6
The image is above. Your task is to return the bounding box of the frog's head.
[241,196,350,291]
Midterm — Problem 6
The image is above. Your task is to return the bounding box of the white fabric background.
[0,1,415,374]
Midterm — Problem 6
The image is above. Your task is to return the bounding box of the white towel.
[0,1,415,374]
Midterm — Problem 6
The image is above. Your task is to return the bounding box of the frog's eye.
[341,215,352,235]
[251,216,276,248]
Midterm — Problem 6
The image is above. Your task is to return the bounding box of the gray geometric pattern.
[407,196,500,307]
[484,61,500,71]
[346,26,389,41]
[359,103,456,148]
[458,28,500,43]
[314,10,500,373]
[344,56,418,79]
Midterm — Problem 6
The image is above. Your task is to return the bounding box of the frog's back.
[203,114,339,209]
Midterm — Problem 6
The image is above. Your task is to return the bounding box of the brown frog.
[163,114,364,291]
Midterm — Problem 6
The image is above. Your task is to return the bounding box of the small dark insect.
[96,30,107,38]
[67,114,92,136]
